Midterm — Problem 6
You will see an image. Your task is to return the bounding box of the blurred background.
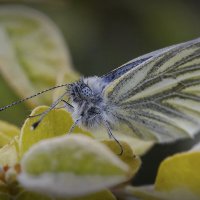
[33,0,200,75]
[0,0,199,185]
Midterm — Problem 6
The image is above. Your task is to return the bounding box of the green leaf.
[102,140,141,178]
[16,190,52,200]
[0,120,20,166]
[0,192,10,200]
[125,185,199,200]
[114,135,155,156]
[155,151,200,197]
[124,185,161,200]
[125,151,200,200]
[0,120,20,148]
[16,190,116,200]
[63,190,116,200]
[0,5,79,108]
[0,77,28,125]
[0,138,19,166]
[19,106,92,157]
[95,130,154,156]
[18,134,129,197]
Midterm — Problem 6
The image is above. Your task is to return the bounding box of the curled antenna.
[0,83,69,112]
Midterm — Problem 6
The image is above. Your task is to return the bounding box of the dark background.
[31,0,200,76]
[0,0,200,185]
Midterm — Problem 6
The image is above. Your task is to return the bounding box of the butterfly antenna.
[31,90,68,130]
[0,83,69,112]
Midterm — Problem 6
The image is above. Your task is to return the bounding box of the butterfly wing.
[101,41,183,84]
[102,38,200,142]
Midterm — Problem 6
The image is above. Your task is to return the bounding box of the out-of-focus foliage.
[0,106,141,199]
[0,121,19,148]
[0,5,77,104]
[19,134,130,197]
[0,4,143,197]
[1,107,200,199]
[31,1,200,76]
[0,5,78,125]
[155,151,200,198]
[100,132,154,156]
[0,121,20,166]
[125,149,200,200]
[102,140,141,178]
[0,139,19,166]
[20,106,91,157]
[21,106,154,158]
[15,189,116,200]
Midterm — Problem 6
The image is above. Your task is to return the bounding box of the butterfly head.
[66,77,105,128]
[68,79,94,103]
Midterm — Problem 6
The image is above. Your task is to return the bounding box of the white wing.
[103,38,200,142]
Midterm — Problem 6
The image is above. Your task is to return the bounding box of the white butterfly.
[1,38,200,153]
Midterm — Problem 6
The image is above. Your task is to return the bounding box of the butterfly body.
[67,77,107,129]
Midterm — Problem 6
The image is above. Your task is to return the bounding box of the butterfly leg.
[68,116,82,134]
[101,117,123,155]
[31,92,68,129]
[60,99,74,113]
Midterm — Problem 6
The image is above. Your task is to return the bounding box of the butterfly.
[1,38,200,154]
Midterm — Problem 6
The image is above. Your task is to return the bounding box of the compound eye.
[81,86,92,97]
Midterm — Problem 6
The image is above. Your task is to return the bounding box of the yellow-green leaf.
[16,190,52,200]
[19,106,92,157]
[0,5,78,107]
[115,135,154,156]
[155,151,200,197]
[0,120,20,148]
[125,185,199,200]
[95,130,154,156]
[63,190,116,200]
[0,138,19,166]
[0,192,10,200]
[18,134,129,197]
[16,190,116,200]
[128,151,200,200]
[102,140,141,178]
